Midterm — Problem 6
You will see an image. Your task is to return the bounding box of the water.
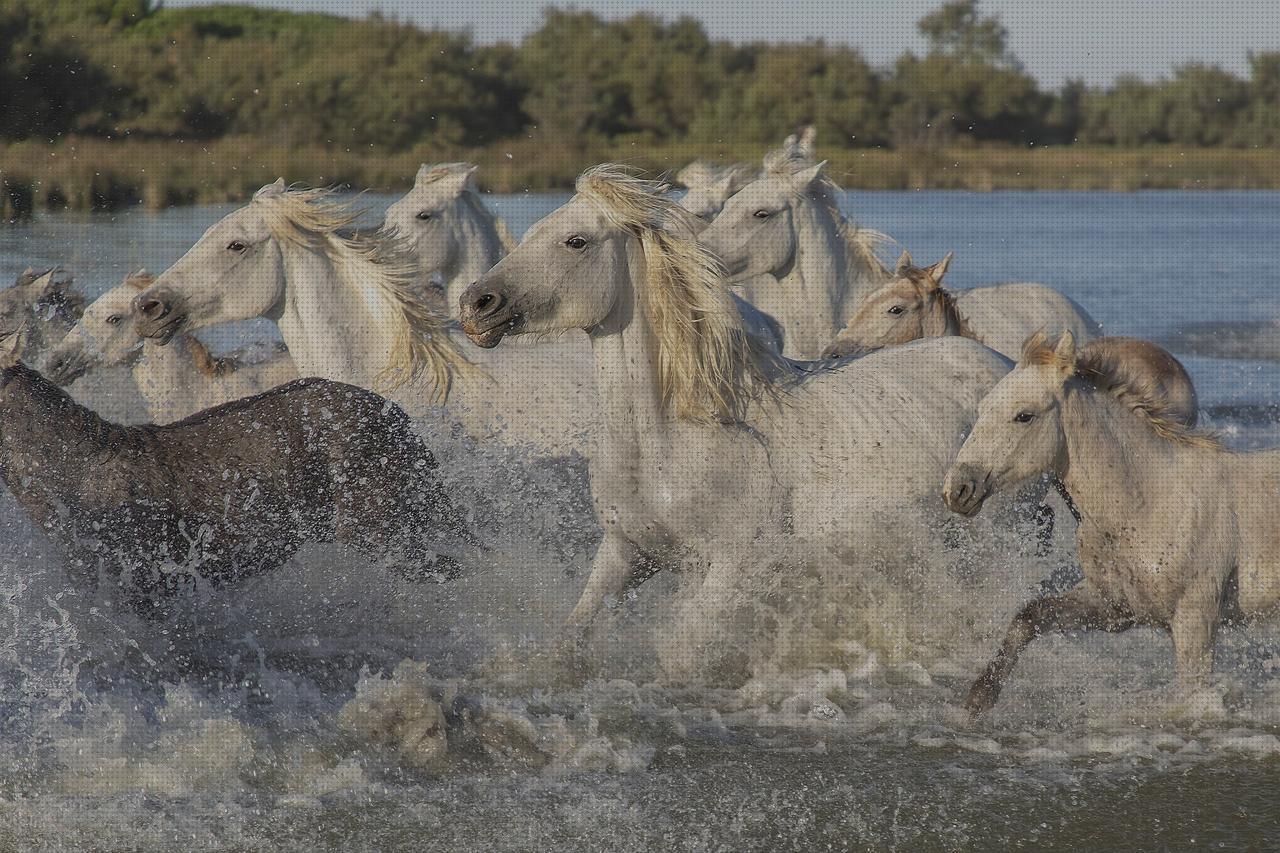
[2,191,1280,850]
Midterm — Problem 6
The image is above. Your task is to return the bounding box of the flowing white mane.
[254,186,467,397]
[576,165,783,423]
[1021,331,1222,451]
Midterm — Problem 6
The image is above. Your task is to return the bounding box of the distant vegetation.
[2,0,1279,214]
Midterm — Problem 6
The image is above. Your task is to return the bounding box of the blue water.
[3,191,1280,850]
[7,190,1278,405]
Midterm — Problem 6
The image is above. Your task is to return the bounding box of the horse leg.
[1170,584,1221,688]
[965,583,1132,716]
[562,531,643,645]
[659,546,755,685]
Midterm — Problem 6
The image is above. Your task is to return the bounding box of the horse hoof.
[962,683,999,717]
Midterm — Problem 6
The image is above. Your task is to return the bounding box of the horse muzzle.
[820,340,876,360]
[942,463,994,517]
[132,289,187,345]
[459,281,520,348]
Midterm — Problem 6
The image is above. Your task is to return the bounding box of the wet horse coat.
[944,331,1274,714]
[0,340,468,617]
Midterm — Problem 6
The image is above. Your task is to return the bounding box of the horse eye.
[753,209,772,219]
[564,236,588,250]
[106,315,122,326]
[1014,411,1036,424]
[227,241,248,253]
[415,211,433,221]
[887,305,904,316]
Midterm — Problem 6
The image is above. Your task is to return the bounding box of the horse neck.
[1058,386,1175,523]
[756,200,846,358]
[587,242,695,458]
[277,240,396,387]
[0,364,115,488]
[133,336,222,410]
[442,199,506,309]
[785,198,848,327]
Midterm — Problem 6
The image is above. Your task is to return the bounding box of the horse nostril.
[139,298,168,320]
[470,291,503,317]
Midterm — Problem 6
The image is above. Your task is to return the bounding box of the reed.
[3,137,1279,215]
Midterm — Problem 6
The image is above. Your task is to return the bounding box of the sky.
[165,0,1280,89]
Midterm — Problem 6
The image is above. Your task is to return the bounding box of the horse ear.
[0,324,23,367]
[254,178,287,200]
[124,269,155,291]
[415,163,433,186]
[894,251,913,276]
[435,165,479,197]
[797,125,817,158]
[790,161,826,190]
[711,170,737,198]
[1053,328,1078,366]
[925,252,953,284]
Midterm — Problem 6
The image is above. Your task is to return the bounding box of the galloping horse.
[822,251,1102,361]
[697,158,890,358]
[0,320,471,620]
[460,165,1011,680]
[944,331,1274,714]
[128,180,605,452]
[382,163,513,315]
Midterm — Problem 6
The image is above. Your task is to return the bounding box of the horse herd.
[2,131,1276,716]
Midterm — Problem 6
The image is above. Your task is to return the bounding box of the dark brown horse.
[0,323,472,619]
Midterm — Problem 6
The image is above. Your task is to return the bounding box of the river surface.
[2,190,1280,850]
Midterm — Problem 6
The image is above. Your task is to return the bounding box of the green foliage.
[917,0,1017,69]
[0,0,1274,151]
[130,4,344,38]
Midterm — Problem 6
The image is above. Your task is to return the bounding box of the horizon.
[163,0,1280,89]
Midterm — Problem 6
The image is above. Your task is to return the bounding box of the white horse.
[129,180,598,452]
[675,127,816,223]
[382,163,514,315]
[459,165,1012,680]
[45,271,298,422]
[698,158,891,359]
[676,161,756,221]
[943,330,1276,715]
[822,251,1103,360]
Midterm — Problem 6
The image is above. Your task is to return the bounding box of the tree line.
[4,0,1279,152]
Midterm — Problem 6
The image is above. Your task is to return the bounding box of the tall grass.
[3,137,1279,219]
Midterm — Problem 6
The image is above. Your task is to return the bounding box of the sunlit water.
[2,191,1280,850]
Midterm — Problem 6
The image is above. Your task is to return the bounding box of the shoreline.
[4,137,1280,218]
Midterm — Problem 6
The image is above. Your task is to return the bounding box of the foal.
[822,252,1100,361]
[0,322,470,619]
[944,330,1275,714]
[46,271,298,422]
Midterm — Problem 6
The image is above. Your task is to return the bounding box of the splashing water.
[5,191,1280,847]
